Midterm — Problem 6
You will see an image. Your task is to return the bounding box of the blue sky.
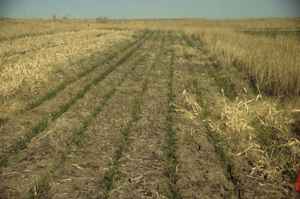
[0,0,299,19]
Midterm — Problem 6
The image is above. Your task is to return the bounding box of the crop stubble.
[0,31,154,198]
[0,30,148,159]
[0,29,136,117]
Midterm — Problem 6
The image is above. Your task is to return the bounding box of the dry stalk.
[171,90,201,118]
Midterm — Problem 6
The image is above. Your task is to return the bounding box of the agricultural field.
[0,18,300,198]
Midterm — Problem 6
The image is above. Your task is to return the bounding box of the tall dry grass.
[185,27,300,100]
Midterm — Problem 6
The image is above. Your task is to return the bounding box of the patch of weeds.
[27,172,51,199]
[203,62,236,101]
[0,116,8,126]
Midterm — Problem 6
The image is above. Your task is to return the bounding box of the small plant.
[96,16,108,24]
[0,117,8,126]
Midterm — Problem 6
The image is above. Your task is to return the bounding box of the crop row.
[0,30,151,167]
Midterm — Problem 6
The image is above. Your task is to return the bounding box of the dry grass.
[186,27,300,100]
[0,29,109,57]
[0,27,134,103]
[178,88,300,194]
[0,19,95,41]
[215,92,299,191]
[172,90,202,119]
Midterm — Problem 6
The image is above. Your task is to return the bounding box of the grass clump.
[28,172,51,199]
[0,116,8,126]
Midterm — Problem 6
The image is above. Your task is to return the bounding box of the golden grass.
[0,24,135,115]
[217,93,299,192]
[0,19,92,41]
[0,29,108,57]
[178,89,300,194]
[0,29,134,96]
[187,27,300,99]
